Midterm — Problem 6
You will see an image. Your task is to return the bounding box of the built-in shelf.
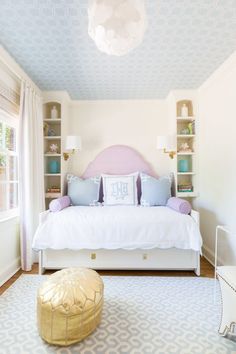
[177,192,198,198]
[177,172,195,175]
[44,153,61,157]
[44,173,61,176]
[177,152,195,155]
[177,134,195,138]
[43,99,65,210]
[45,192,62,199]
[176,98,197,200]
[44,118,61,122]
[44,136,61,140]
[176,116,195,122]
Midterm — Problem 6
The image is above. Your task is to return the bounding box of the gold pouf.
[37,267,104,346]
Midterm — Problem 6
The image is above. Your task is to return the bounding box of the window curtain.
[0,60,20,115]
[19,81,44,271]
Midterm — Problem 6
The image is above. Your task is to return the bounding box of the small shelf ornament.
[178,142,193,153]
[48,143,59,154]
[180,103,188,118]
[51,105,58,119]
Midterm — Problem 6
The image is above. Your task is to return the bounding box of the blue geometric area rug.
[0,275,236,354]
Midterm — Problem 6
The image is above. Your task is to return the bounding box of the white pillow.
[102,172,138,206]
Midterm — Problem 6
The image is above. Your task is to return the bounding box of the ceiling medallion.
[88,0,147,56]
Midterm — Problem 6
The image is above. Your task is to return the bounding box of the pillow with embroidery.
[140,173,171,206]
[102,173,138,206]
[67,174,101,206]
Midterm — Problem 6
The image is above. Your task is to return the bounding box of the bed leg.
[39,251,45,275]
[194,252,201,276]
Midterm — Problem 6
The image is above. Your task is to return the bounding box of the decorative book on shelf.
[47,186,61,193]
[178,184,193,192]
[46,186,61,199]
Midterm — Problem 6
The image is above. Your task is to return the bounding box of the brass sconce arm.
[164,148,176,159]
[63,149,75,161]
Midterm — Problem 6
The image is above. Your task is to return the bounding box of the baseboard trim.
[0,258,21,287]
[202,245,224,268]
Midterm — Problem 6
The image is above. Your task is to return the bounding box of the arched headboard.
[82,145,156,201]
[82,145,156,178]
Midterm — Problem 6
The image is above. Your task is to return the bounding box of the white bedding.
[32,206,202,252]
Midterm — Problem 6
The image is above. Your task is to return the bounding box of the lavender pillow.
[167,197,191,215]
[49,196,71,212]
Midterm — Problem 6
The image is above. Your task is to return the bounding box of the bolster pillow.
[167,197,191,215]
[49,196,71,212]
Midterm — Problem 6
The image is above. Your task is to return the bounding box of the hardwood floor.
[0,257,214,296]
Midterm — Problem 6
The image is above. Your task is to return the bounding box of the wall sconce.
[156,135,176,159]
[63,135,82,161]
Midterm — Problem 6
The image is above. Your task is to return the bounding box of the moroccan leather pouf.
[37,267,104,346]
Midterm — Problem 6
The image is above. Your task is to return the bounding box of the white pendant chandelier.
[88,0,147,56]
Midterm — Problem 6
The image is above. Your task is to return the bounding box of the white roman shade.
[0,60,20,115]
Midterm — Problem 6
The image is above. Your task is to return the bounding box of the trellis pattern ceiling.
[0,0,236,100]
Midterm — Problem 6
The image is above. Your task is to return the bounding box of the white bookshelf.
[176,116,195,122]
[44,173,61,177]
[44,136,61,140]
[177,152,195,156]
[43,118,61,122]
[175,96,198,199]
[177,172,195,175]
[177,134,195,138]
[42,92,70,209]
[177,192,198,198]
[44,153,62,157]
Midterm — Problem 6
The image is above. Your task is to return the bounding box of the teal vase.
[49,160,60,174]
[178,159,189,172]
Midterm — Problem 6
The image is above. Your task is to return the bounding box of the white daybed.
[32,145,202,275]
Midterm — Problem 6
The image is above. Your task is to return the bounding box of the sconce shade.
[66,136,82,151]
[156,135,175,150]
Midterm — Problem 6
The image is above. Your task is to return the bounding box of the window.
[0,109,19,219]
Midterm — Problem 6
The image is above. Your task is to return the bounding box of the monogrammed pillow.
[102,173,138,206]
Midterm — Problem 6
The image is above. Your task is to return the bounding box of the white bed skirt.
[39,210,200,276]
[39,248,200,276]
[37,209,200,276]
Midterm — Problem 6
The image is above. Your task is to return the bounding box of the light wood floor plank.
[0,257,214,296]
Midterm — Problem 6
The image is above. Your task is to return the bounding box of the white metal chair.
[215,225,236,336]
[217,266,236,336]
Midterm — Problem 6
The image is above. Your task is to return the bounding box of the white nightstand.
[217,266,236,336]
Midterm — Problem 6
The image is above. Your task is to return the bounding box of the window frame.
[0,108,19,220]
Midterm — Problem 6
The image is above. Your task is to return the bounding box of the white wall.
[0,217,20,286]
[195,51,236,265]
[69,100,170,176]
[68,73,236,267]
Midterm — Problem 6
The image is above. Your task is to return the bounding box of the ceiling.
[0,0,236,100]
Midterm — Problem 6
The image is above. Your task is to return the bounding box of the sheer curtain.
[19,81,44,271]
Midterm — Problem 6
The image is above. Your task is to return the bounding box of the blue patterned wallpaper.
[0,0,236,99]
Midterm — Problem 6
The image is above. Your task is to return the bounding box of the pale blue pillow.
[140,173,171,206]
[67,174,100,206]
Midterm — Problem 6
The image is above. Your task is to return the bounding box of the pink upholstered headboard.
[82,145,156,201]
[82,145,156,178]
